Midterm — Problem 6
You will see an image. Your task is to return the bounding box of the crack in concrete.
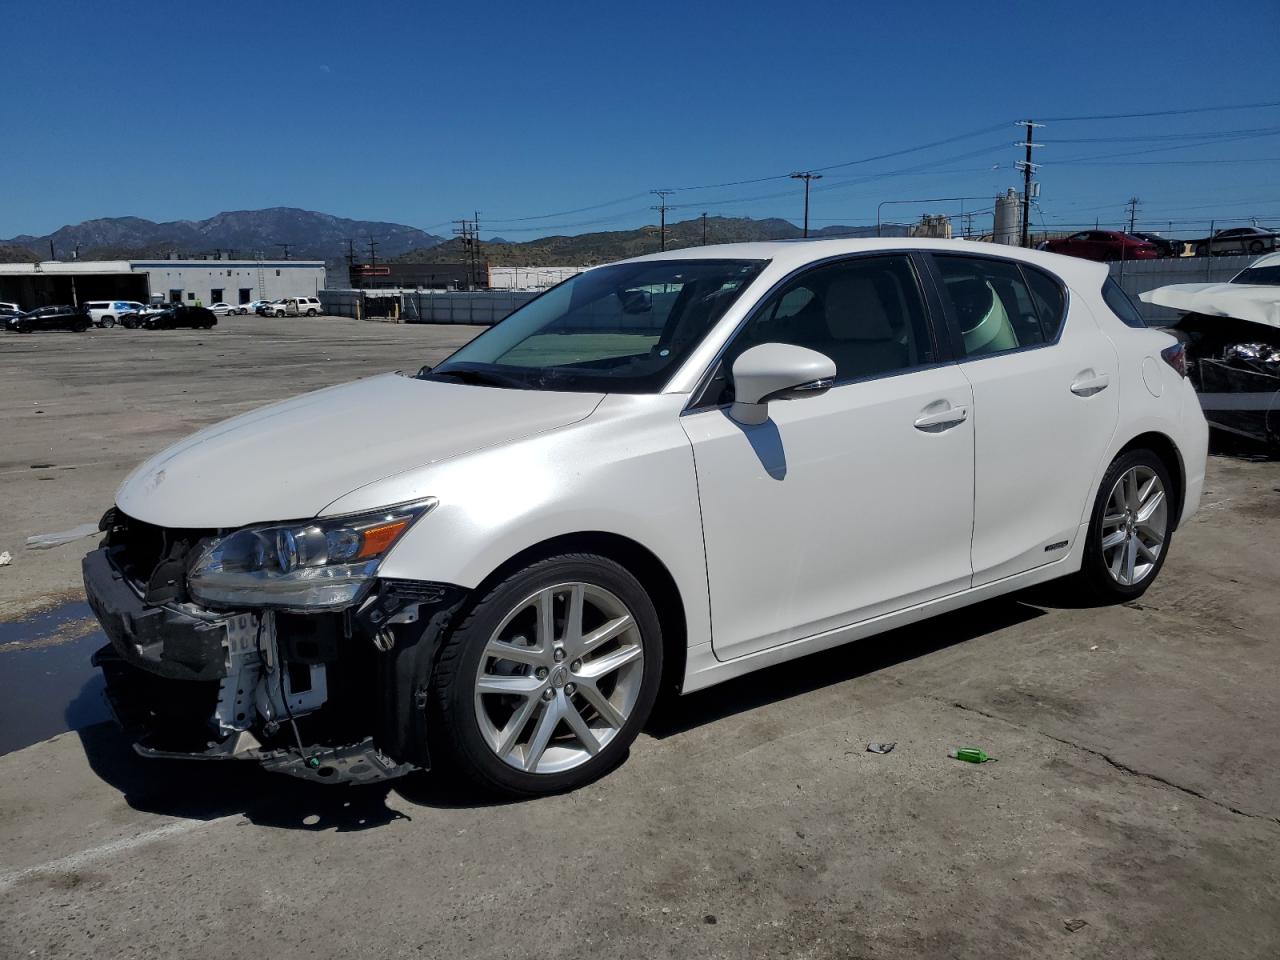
[938,696,1280,828]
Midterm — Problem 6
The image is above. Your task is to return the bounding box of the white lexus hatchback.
[83,239,1207,795]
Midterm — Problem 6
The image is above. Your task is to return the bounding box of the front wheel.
[1249,240,1266,254]
[430,554,663,796]
[1073,449,1175,603]
[274,310,285,317]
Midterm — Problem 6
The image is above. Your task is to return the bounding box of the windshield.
[1232,264,1280,285]
[430,259,767,393]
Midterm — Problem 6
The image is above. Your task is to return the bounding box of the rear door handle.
[914,405,968,431]
[1071,373,1110,397]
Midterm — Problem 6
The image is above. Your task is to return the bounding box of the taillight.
[1161,342,1187,378]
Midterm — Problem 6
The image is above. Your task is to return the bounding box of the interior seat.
[819,274,907,379]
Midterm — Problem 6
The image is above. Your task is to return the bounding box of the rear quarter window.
[1022,265,1068,340]
[1102,277,1146,328]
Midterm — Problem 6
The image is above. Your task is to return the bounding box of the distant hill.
[396,216,901,267]
[1,208,444,267]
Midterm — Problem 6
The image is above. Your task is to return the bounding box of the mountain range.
[0,207,444,264]
[1,209,902,273]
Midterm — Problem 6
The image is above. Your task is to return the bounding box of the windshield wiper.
[429,367,528,389]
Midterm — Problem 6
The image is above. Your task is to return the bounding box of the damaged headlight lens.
[188,498,437,608]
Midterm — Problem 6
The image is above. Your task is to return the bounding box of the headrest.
[824,274,894,341]
[946,277,996,333]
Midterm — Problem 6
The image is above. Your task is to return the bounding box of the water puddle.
[0,601,110,756]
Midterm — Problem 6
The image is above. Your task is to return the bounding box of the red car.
[1043,230,1159,262]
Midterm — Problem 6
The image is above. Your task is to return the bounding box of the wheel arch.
[463,531,689,696]
[1114,431,1186,529]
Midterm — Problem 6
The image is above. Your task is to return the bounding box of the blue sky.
[2,0,1278,239]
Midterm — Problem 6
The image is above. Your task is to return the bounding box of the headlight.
[188,498,437,609]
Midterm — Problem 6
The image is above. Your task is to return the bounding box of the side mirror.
[619,288,652,314]
[729,343,836,425]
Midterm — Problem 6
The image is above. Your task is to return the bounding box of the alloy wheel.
[1101,465,1168,586]
[473,581,644,775]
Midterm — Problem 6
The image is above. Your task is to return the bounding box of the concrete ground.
[1,316,1278,959]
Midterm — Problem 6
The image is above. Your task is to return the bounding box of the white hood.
[1140,282,1280,330]
[115,374,603,528]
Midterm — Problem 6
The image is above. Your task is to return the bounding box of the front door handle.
[914,405,968,431]
[1071,373,1110,397]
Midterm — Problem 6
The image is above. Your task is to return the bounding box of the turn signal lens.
[355,519,413,559]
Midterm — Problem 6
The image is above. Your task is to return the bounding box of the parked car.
[246,299,272,314]
[1130,232,1183,258]
[208,302,249,316]
[1042,230,1159,262]
[5,304,90,333]
[137,305,217,330]
[257,299,288,316]
[84,238,1207,795]
[1190,226,1280,257]
[118,304,171,328]
[281,296,323,316]
[82,300,146,328]
[0,300,19,313]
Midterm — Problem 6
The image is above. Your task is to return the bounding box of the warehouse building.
[0,257,326,310]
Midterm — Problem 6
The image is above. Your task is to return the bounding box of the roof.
[0,259,324,276]
[618,236,1109,284]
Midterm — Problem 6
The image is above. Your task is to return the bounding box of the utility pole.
[701,212,708,246]
[276,242,292,260]
[473,211,483,289]
[366,237,379,275]
[1015,120,1044,248]
[1126,197,1141,234]
[790,172,823,237]
[651,190,673,251]
[452,218,478,289]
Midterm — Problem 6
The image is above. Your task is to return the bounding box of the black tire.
[274,310,285,317]
[101,315,115,328]
[1194,244,1208,257]
[1249,240,1265,254]
[1072,448,1176,603]
[306,308,317,316]
[429,553,663,796]
[73,322,89,332]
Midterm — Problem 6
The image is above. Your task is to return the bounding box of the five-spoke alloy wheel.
[430,553,662,795]
[1078,449,1175,601]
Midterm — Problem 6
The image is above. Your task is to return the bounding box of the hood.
[1141,282,1280,330]
[115,374,603,528]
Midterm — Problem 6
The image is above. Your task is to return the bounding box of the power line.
[1040,99,1280,122]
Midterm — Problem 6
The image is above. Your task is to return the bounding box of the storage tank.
[993,189,1022,245]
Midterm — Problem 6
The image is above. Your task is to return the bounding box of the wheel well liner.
[470,532,689,695]
[1116,431,1185,528]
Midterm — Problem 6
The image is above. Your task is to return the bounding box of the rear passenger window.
[1023,265,1067,339]
[1102,277,1146,328]
[933,256,1052,358]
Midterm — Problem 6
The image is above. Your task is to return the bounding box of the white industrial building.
[0,257,326,310]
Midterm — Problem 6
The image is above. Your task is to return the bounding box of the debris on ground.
[1063,918,1089,933]
[703,915,718,925]
[949,747,996,764]
[867,742,896,754]
[24,523,101,550]
[0,551,11,566]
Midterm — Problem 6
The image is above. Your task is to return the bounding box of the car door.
[681,253,975,661]
[924,253,1119,585]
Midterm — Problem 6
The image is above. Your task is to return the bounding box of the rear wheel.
[1249,240,1266,254]
[306,308,317,316]
[101,315,115,328]
[1073,449,1175,603]
[430,553,662,796]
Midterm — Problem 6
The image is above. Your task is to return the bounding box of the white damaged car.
[84,239,1208,794]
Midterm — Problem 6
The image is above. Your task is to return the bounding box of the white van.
[84,300,145,328]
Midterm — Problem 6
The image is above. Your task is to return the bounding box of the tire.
[306,308,317,316]
[274,310,285,317]
[1249,240,1265,254]
[101,316,115,328]
[1072,449,1176,603]
[1194,244,1208,257]
[430,553,663,796]
[73,321,89,332]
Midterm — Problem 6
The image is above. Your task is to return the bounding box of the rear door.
[924,253,1119,585]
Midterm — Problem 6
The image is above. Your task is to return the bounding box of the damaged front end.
[83,508,466,784]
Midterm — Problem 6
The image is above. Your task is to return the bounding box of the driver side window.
[705,254,935,405]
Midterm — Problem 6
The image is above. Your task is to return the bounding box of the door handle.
[914,405,968,431]
[1071,373,1110,397]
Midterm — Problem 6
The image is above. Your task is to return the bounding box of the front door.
[682,254,975,661]
[925,252,1120,585]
